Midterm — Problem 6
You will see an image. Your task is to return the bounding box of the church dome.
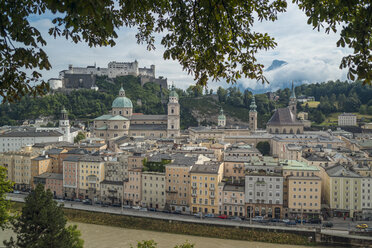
[112,87,133,108]
[169,89,179,98]
[218,108,226,120]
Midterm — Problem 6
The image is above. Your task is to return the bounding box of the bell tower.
[59,107,71,142]
[218,108,226,127]
[249,96,257,131]
[167,85,180,138]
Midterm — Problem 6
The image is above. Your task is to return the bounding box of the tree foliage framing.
[0,0,371,103]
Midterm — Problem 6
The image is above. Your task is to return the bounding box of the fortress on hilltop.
[48,60,167,90]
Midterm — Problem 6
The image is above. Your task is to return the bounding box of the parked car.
[282,219,290,224]
[295,219,306,224]
[83,200,92,205]
[123,205,131,209]
[172,210,182,215]
[139,208,148,212]
[309,218,322,224]
[218,214,228,219]
[149,208,157,212]
[101,203,109,207]
[112,203,121,207]
[230,216,242,221]
[194,212,203,218]
[132,206,141,210]
[74,198,81,202]
[13,190,20,194]
[286,220,297,226]
[322,222,334,228]
[269,218,281,223]
[364,227,372,232]
[205,213,215,218]
[356,224,368,229]
[252,216,264,222]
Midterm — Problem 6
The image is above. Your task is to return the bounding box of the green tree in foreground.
[0,166,14,229]
[132,240,194,248]
[4,184,84,248]
[1,0,371,103]
[256,141,271,156]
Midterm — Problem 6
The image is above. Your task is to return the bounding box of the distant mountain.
[265,60,287,71]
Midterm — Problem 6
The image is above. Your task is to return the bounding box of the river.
[1,221,320,248]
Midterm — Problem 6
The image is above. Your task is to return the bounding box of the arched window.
[275,128,279,134]
[123,125,126,129]
[269,128,272,133]
[171,108,174,114]
[290,129,294,134]
[119,111,122,115]
[283,128,287,134]
[297,129,301,134]
[114,125,118,129]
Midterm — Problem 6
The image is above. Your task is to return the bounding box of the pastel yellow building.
[78,155,105,200]
[190,162,224,214]
[0,147,37,190]
[282,160,321,218]
[324,165,362,218]
[31,155,53,188]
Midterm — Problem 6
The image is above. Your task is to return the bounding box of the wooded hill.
[0,77,371,129]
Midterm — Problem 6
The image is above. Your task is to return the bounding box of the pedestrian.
[344,216,346,220]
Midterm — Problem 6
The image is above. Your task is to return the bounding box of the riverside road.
[7,193,372,241]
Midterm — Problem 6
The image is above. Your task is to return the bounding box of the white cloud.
[29,2,352,91]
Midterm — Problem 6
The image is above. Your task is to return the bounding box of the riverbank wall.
[63,208,314,246]
[10,201,372,247]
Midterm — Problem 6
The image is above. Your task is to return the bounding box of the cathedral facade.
[93,87,180,139]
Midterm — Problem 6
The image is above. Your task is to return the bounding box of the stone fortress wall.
[50,60,167,90]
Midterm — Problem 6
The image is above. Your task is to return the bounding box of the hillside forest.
[0,77,371,130]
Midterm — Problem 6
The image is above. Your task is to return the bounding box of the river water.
[1,222,316,248]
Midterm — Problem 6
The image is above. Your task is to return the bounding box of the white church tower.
[59,107,72,143]
[167,85,180,138]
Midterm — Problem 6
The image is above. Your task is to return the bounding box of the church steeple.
[249,96,257,131]
[290,81,296,99]
[249,96,257,112]
[119,85,125,97]
[289,82,297,116]
[218,108,226,127]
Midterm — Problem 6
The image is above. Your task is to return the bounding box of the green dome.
[169,90,179,98]
[112,96,133,108]
[218,108,226,120]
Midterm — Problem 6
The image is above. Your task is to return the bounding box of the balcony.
[192,185,197,189]
[166,189,178,194]
[191,193,197,197]
[209,195,215,199]
[108,189,118,193]
[231,195,236,199]
[209,187,215,191]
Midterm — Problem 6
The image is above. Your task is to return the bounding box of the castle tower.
[59,107,71,142]
[249,96,257,131]
[167,85,180,138]
[218,108,226,127]
[289,82,297,116]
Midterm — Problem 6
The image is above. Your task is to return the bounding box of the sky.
[29,2,351,91]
